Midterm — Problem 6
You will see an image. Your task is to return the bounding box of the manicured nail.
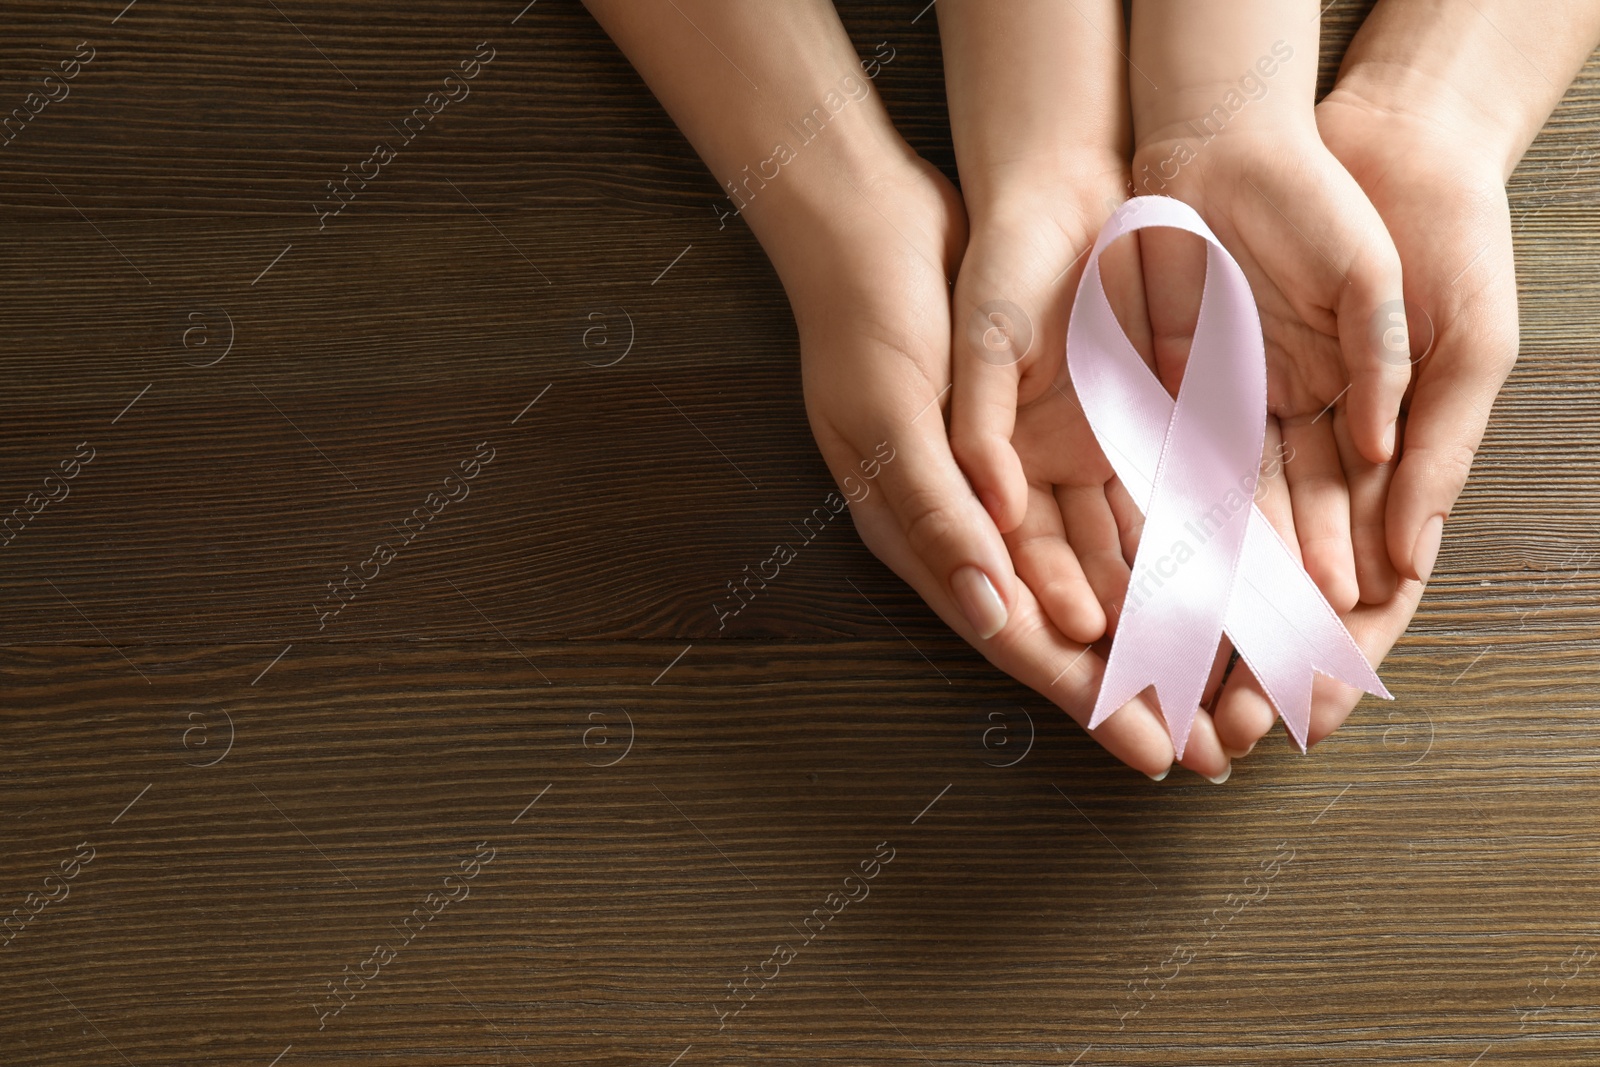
[1221,739,1256,760]
[1413,514,1444,582]
[1203,763,1232,785]
[1381,419,1397,460]
[1147,767,1170,782]
[952,566,1008,639]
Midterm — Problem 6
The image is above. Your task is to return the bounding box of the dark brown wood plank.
[4,1,1600,1065]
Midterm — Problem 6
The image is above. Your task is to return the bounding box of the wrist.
[1130,116,1323,202]
[961,148,1130,233]
[732,118,960,300]
[1328,60,1522,181]
[935,0,1130,232]
[1128,5,1319,152]
[1131,36,1315,157]
[718,91,923,253]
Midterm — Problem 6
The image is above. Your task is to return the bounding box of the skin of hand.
[1209,0,1600,755]
[1128,1,1412,620]
[935,0,1239,779]
[582,0,1213,777]
[1319,0,1600,586]
[934,0,1129,554]
[793,155,1236,779]
[936,0,1140,647]
[950,176,1249,778]
[579,0,1021,642]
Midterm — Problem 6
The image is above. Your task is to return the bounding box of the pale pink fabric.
[1067,196,1389,757]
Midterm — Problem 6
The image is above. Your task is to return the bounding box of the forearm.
[1129,0,1319,147]
[581,0,911,257]
[936,0,1128,214]
[1333,0,1600,180]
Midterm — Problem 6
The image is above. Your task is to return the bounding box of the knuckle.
[1299,523,1352,551]
[1289,468,1348,499]
[984,608,1047,661]
[1417,440,1479,491]
[896,485,971,563]
[948,425,998,473]
[962,297,1037,367]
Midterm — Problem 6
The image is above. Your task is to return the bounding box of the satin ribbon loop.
[1067,196,1389,758]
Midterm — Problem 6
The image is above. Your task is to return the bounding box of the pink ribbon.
[1066,196,1389,757]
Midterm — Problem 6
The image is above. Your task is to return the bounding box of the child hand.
[1129,4,1411,617]
[951,173,1259,775]
[1131,123,1408,618]
[946,169,1129,644]
[934,0,1136,640]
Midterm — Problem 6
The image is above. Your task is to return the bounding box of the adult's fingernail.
[1147,767,1171,782]
[1381,420,1397,460]
[1203,763,1232,785]
[952,566,1008,639]
[1413,514,1444,582]
[1221,739,1257,760]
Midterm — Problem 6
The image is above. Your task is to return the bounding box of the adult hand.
[1317,85,1519,588]
[1203,84,1519,755]
[1199,74,1521,756]
[786,153,1220,779]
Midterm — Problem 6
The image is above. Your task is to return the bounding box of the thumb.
[948,249,1052,536]
[853,407,1019,640]
[1386,315,1517,581]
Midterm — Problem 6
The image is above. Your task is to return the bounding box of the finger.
[1106,474,1145,566]
[1336,223,1412,465]
[1200,642,1233,709]
[1386,317,1518,582]
[950,238,1063,534]
[862,409,1019,641]
[1102,475,1146,637]
[1306,578,1426,744]
[1211,662,1281,757]
[1057,482,1130,634]
[1282,414,1360,613]
[1254,417,1299,560]
[950,298,1030,532]
[1174,702,1233,783]
[1007,482,1106,645]
[1063,671,1181,780]
[846,478,1181,778]
[1135,225,1208,395]
[1333,405,1399,605]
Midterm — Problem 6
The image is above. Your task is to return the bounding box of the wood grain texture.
[3,2,1600,1064]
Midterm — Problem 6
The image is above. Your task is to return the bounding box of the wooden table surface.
[4,2,1600,1064]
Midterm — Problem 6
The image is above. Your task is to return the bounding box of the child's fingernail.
[952,566,1008,639]
[1382,419,1397,459]
[1413,515,1444,582]
[1147,767,1171,782]
[1203,763,1232,785]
